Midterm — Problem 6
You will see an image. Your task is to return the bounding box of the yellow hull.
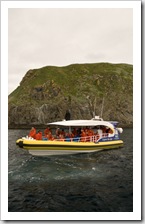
[16,139,124,156]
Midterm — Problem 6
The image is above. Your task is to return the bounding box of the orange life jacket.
[28,128,36,138]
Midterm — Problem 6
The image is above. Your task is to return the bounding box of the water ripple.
[8,128,133,212]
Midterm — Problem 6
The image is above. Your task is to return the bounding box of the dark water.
[8,128,133,212]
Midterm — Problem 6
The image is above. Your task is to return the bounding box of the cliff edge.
[8,62,133,128]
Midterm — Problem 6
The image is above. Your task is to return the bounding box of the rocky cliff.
[8,62,133,128]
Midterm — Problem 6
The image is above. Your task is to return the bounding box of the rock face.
[8,63,133,128]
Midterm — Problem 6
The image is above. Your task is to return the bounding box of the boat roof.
[47,120,115,129]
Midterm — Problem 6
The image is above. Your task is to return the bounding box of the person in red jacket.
[35,131,42,140]
[44,127,51,137]
[80,129,86,142]
[28,127,36,139]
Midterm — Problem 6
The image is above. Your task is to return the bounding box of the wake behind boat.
[16,116,124,156]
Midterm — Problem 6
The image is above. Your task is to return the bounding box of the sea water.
[8,128,133,212]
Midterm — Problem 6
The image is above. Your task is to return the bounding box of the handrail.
[25,133,111,142]
[52,133,109,142]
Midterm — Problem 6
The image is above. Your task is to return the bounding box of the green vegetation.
[9,62,133,105]
[8,62,133,127]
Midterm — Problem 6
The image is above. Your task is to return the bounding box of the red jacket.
[35,132,42,140]
[28,128,36,138]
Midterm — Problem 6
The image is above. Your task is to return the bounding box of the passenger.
[102,126,107,133]
[69,132,74,139]
[73,133,80,142]
[77,128,82,137]
[65,133,71,142]
[87,129,94,141]
[101,126,107,137]
[56,128,61,136]
[72,128,77,136]
[47,133,54,141]
[97,128,102,138]
[95,129,100,140]
[59,134,64,141]
[87,128,94,137]
[60,129,65,136]
[44,127,51,136]
[106,128,113,135]
[35,131,42,140]
[109,128,113,134]
[80,129,86,142]
[28,127,36,139]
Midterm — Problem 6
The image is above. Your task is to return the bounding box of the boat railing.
[52,133,109,143]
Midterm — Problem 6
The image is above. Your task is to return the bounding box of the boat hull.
[16,139,123,156]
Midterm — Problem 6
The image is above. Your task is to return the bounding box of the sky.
[1,2,142,221]
[2,2,141,221]
[8,6,133,94]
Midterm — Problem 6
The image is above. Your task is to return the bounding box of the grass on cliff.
[8,62,133,106]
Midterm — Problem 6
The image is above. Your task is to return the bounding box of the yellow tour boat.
[16,117,124,156]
